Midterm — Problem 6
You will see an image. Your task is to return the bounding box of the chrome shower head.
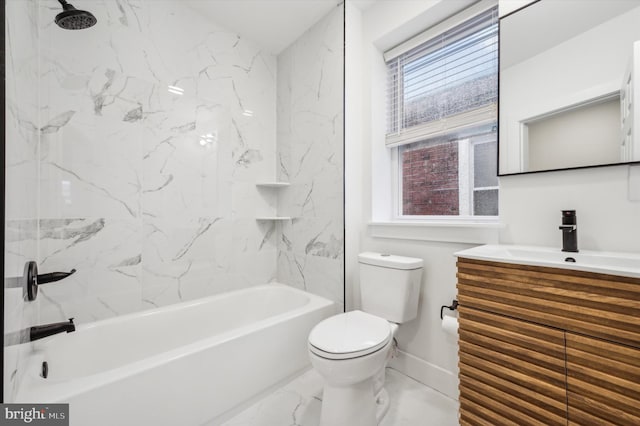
[55,0,97,30]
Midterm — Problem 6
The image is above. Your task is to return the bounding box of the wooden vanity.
[456,257,640,425]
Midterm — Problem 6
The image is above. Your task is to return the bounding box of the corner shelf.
[256,182,290,188]
[255,182,290,221]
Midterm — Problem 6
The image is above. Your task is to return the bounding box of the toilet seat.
[308,310,392,360]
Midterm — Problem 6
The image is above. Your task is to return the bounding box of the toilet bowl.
[308,310,398,426]
[307,251,423,426]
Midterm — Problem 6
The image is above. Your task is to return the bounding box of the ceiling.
[184,0,346,55]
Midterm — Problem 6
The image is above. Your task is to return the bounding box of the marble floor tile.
[221,368,459,426]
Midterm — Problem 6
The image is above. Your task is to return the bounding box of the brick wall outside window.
[402,141,459,215]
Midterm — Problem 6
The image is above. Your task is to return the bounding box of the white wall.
[346,0,478,400]
[346,0,640,402]
[499,165,640,253]
[345,2,363,310]
[498,0,534,17]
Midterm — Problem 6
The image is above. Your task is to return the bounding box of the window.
[399,124,498,216]
[385,4,499,218]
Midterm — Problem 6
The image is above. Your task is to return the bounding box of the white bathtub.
[16,283,337,426]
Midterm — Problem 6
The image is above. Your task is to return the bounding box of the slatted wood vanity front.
[456,257,640,426]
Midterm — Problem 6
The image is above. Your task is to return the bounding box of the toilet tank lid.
[358,252,423,270]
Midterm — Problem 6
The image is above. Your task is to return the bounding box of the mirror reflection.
[499,0,640,175]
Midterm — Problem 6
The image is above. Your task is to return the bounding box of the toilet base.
[375,388,390,422]
[318,381,391,426]
[320,378,377,426]
[311,322,398,426]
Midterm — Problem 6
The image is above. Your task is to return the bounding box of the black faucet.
[30,318,75,342]
[559,210,578,253]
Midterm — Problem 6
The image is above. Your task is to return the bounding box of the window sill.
[368,220,503,244]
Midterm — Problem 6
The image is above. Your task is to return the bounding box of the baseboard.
[389,350,459,401]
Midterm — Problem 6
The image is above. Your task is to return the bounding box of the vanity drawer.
[456,257,640,348]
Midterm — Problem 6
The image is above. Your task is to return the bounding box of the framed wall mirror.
[499,0,640,175]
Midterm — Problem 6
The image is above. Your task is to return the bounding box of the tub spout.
[30,318,75,342]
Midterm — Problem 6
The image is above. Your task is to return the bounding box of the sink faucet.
[30,318,75,342]
[559,210,578,253]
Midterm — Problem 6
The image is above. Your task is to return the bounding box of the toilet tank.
[358,252,423,323]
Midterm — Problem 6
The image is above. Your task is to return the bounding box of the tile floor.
[221,368,460,426]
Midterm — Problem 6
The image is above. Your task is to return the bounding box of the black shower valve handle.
[37,269,77,285]
[22,261,77,301]
[25,261,38,301]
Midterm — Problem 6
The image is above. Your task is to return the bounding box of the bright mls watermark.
[1,404,68,425]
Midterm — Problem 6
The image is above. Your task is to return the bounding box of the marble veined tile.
[37,218,142,323]
[38,127,143,219]
[142,216,228,266]
[275,5,344,304]
[279,218,343,258]
[141,260,228,309]
[5,0,41,404]
[5,0,39,223]
[219,368,460,426]
[142,129,226,219]
[8,0,343,352]
[277,251,344,307]
[30,0,281,319]
[5,220,38,278]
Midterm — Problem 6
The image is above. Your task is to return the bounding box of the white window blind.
[385,3,499,148]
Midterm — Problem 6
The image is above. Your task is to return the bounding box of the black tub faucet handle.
[18,261,78,301]
[37,268,77,285]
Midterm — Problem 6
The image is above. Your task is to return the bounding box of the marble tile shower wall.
[4,0,344,402]
[276,7,345,305]
[32,0,279,323]
[4,0,40,402]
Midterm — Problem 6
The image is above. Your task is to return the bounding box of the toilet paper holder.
[440,300,459,319]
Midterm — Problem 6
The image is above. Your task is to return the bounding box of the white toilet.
[308,252,423,426]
